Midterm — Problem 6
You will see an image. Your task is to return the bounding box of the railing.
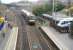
[37,17,49,26]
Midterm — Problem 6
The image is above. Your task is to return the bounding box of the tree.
[54,3,65,12]
[69,7,73,16]
[32,5,46,16]
[32,3,65,16]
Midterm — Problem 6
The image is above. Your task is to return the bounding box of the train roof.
[21,9,35,16]
[42,14,53,18]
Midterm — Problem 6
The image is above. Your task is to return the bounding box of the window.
[61,21,69,24]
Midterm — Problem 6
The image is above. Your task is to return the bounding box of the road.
[13,9,59,50]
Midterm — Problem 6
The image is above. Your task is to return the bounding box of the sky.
[1,0,39,4]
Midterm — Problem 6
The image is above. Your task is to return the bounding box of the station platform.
[40,26,73,50]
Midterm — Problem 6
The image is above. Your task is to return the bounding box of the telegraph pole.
[67,0,71,16]
[0,0,1,4]
[68,0,72,33]
[52,0,54,16]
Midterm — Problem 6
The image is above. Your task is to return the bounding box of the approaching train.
[21,9,36,25]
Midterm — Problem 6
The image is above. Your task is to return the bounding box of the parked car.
[56,18,73,33]
[70,21,73,38]
[50,17,63,27]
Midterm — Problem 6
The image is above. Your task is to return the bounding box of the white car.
[56,18,73,32]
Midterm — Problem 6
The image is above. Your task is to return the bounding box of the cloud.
[1,0,21,3]
[1,0,39,3]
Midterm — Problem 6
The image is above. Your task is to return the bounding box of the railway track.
[15,10,59,50]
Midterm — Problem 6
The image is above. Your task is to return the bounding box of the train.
[21,9,36,25]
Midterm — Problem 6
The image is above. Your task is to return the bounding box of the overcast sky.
[1,0,39,4]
